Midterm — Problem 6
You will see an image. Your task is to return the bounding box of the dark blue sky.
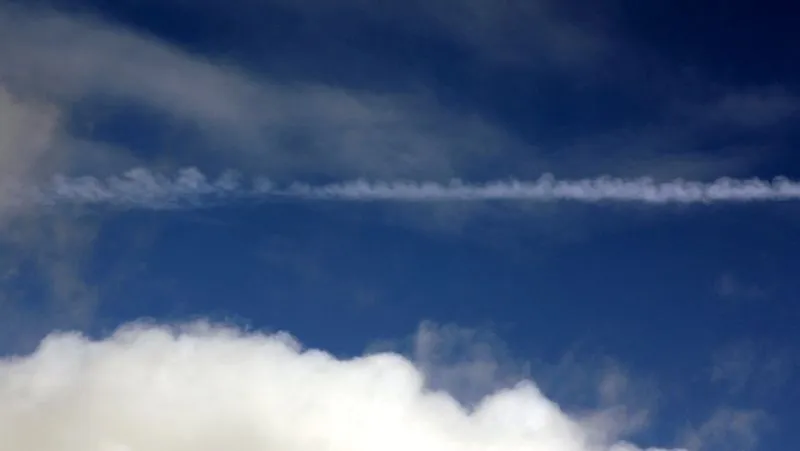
[0,1,798,450]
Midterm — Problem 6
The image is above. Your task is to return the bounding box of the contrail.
[5,167,800,209]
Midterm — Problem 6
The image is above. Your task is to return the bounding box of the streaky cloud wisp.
[5,167,800,210]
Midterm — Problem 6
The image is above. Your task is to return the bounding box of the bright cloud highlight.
[0,322,681,451]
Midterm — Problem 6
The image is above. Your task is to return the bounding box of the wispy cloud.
[686,86,799,129]
[10,167,800,209]
[143,0,609,70]
[0,1,797,350]
[371,322,659,447]
[1,3,775,186]
[0,214,101,352]
[0,84,104,350]
[0,321,685,451]
[679,408,769,451]
[403,321,529,407]
[0,2,520,346]
[713,274,767,303]
[0,86,62,219]
[0,4,519,181]
[530,351,659,446]
[710,341,793,398]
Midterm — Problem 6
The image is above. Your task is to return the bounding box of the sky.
[0,0,799,450]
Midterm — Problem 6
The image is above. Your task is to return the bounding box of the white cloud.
[11,167,800,209]
[0,321,683,451]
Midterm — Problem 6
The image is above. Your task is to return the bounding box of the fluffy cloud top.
[0,322,681,451]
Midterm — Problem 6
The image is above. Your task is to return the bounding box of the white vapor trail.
[6,167,800,210]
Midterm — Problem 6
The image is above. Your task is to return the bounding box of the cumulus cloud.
[0,321,682,451]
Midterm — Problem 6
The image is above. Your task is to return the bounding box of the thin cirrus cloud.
[0,4,519,182]
[0,1,518,341]
[7,167,800,210]
[0,320,684,451]
[265,0,611,68]
[0,3,783,188]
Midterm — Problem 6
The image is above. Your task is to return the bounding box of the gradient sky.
[0,1,799,450]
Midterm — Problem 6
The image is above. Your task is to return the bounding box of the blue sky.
[0,1,798,450]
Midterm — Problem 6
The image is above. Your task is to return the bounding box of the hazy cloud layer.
[0,4,519,181]
[1,3,787,186]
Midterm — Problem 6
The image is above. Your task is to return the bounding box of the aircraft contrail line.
[4,167,800,210]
